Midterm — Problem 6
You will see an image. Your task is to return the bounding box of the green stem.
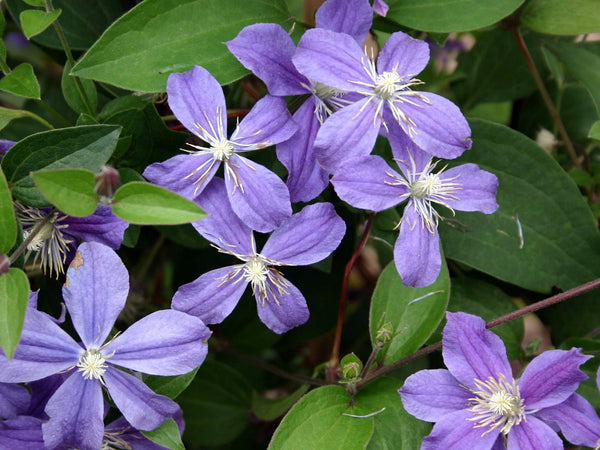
[34,99,70,126]
[356,276,600,389]
[22,109,54,130]
[0,58,11,75]
[44,0,94,116]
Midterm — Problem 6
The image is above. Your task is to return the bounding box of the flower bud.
[95,165,120,205]
[375,322,393,345]
[0,254,9,274]
[340,353,362,380]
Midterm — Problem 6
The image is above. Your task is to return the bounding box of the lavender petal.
[441,164,499,213]
[0,383,30,419]
[255,278,309,334]
[63,205,128,250]
[421,409,501,450]
[377,31,430,76]
[0,416,44,449]
[315,0,373,44]
[507,416,563,450]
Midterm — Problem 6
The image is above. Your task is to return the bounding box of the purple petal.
[104,310,210,376]
[0,383,30,419]
[377,31,430,76]
[385,117,433,172]
[255,278,309,334]
[276,100,329,202]
[315,0,373,44]
[331,155,406,211]
[0,416,44,449]
[27,373,67,419]
[232,95,297,149]
[536,394,600,448]
[166,65,226,139]
[261,203,345,265]
[441,164,499,213]
[64,205,128,249]
[193,178,253,254]
[399,369,470,421]
[143,153,219,201]
[42,374,104,450]
[104,367,180,431]
[0,308,79,383]
[421,409,500,450]
[0,139,15,157]
[442,312,512,388]
[226,155,292,232]
[401,92,472,159]
[226,24,308,96]
[293,28,371,92]
[506,416,563,450]
[62,242,128,349]
[372,0,389,16]
[597,366,600,391]
[518,348,590,410]
[172,266,248,324]
[314,98,380,172]
[394,206,441,288]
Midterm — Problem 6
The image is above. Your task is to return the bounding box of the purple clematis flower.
[0,242,210,450]
[226,0,374,202]
[172,178,346,334]
[399,312,592,449]
[293,28,472,172]
[15,203,128,278]
[143,65,297,232]
[331,139,498,287]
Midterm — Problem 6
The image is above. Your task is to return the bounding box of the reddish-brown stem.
[356,276,600,388]
[511,28,580,169]
[327,213,375,381]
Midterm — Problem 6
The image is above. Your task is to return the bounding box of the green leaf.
[111,182,205,225]
[0,168,16,253]
[71,0,291,92]
[385,0,524,32]
[0,63,40,99]
[0,268,30,359]
[19,9,61,39]
[546,41,600,115]
[354,378,430,450]
[589,120,600,141]
[61,60,97,115]
[522,0,600,35]
[140,419,184,450]
[439,119,600,293]
[0,107,30,131]
[269,385,374,450]
[369,262,449,365]
[6,0,124,50]
[143,367,199,399]
[252,385,309,421]
[31,169,97,217]
[1,125,121,206]
[21,0,45,6]
[178,360,252,446]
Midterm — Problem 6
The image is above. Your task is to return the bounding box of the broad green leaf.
[61,60,97,115]
[369,261,449,365]
[353,378,430,450]
[178,360,252,446]
[111,182,205,225]
[453,29,541,110]
[541,46,564,86]
[0,107,33,131]
[522,0,600,35]
[440,119,600,293]
[140,419,184,450]
[252,384,309,421]
[0,169,16,252]
[71,0,291,92]
[144,367,199,399]
[546,41,600,115]
[269,385,374,450]
[19,9,61,39]
[430,278,524,360]
[0,63,40,99]
[0,268,29,359]
[1,125,120,206]
[31,169,97,217]
[590,120,600,141]
[6,0,124,50]
[385,0,524,32]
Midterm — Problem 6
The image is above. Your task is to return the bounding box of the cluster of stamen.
[77,348,109,380]
[306,81,350,124]
[467,373,526,435]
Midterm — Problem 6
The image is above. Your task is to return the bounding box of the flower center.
[24,222,54,252]
[374,71,402,100]
[212,138,234,161]
[467,374,526,435]
[409,173,440,200]
[243,256,269,292]
[77,348,108,380]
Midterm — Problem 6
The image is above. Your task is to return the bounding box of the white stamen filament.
[467,373,526,435]
[77,348,108,380]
